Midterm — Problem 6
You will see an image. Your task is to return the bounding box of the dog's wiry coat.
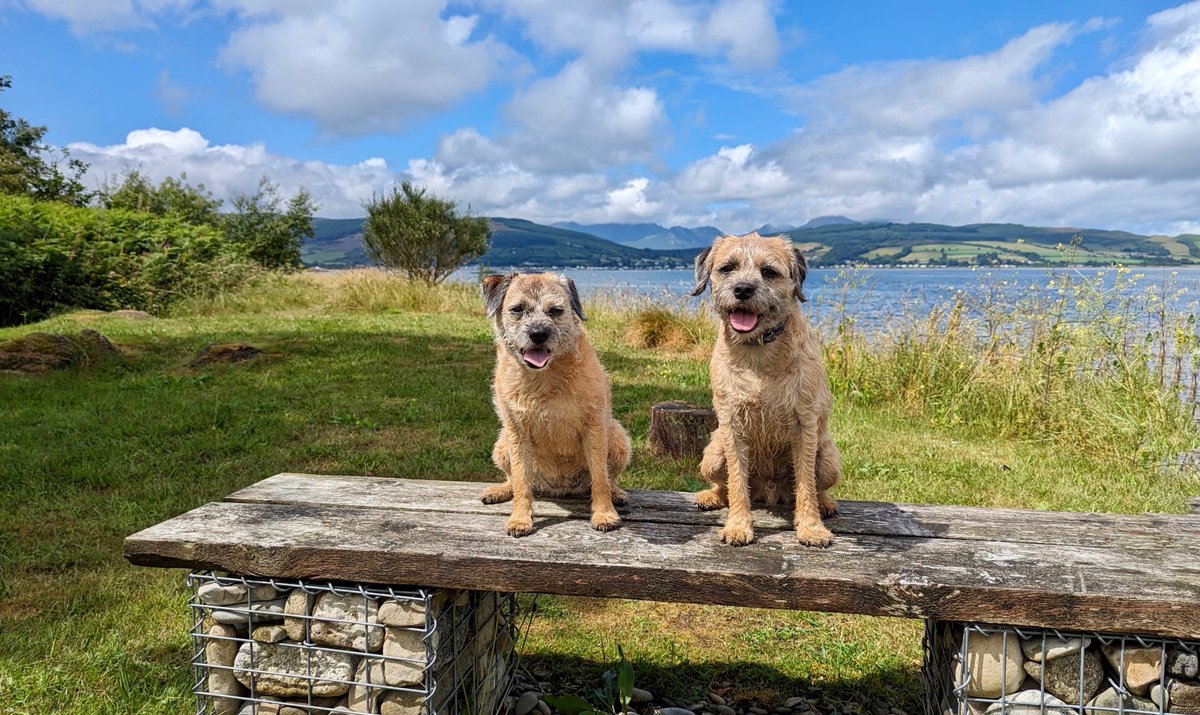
[691,232,842,546]
[480,272,631,536]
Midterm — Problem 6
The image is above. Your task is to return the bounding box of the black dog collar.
[759,322,786,344]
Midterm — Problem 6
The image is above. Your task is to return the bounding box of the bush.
[0,193,255,324]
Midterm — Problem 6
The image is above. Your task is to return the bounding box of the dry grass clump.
[623,307,713,350]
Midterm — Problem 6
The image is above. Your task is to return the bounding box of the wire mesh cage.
[923,620,1200,714]
[188,571,523,715]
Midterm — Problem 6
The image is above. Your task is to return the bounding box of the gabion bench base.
[189,572,520,715]
[923,621,1200,714]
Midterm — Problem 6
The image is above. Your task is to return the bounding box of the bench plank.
[227,473,1200,553]
[126,474,1200,638]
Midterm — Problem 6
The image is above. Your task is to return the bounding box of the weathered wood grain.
[225,473,1200,553]
[125,474,1200,638]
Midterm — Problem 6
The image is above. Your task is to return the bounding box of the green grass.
[2,270,1198,714]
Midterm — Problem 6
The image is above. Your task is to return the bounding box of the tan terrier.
[479,272,631,536]
[690,232,842,547]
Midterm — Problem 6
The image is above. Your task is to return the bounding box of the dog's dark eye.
[761,266,781,279]
[547,307,565,317]
[509,305,525,315]
[718,262,737,274]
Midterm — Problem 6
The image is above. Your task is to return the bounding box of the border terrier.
[479,272,631,537]
[690,232,842,547]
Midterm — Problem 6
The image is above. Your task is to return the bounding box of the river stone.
[958,632,1025,698]
[1100,644,1161,696]
[1170,679,1200,713]
[207,623,246,715]
[379,690,423,715]
[253,625,289,643]
[309,593,383,652]
[630,687,653,705]
[378,600,426,627]
[1169,647,1200,679]
[1022,648,1104,704]
[382,626,425,666]
[1020,636,1090,662]
[984,689,1073,714]
[284,590,314,641]
[358,655,423,689]
[660,709,697,715]
[1086,687,1158,713]
[232,641,356,697]
[1151,682,1167,708]
[212,597,288,625]
[236,697,343,715]
[515,691,540,715]
[200,582,281,606]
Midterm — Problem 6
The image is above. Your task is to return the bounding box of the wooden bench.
[125,472,1200,639]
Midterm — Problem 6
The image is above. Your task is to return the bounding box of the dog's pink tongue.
[730,311,759,332]
[523,348,551,368]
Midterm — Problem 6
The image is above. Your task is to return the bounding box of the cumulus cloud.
[68,127,396,217]
[216,0,516,134]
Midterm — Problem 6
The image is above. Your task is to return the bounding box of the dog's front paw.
[590,509,622,532]
[481,484,514,504]
[611,488,629,507]
[506,516,534,537]
[818,493,839,518]
[795,518,833,548]
[694,488,726,511]
[719,521,754,546]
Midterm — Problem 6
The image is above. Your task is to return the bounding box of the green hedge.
[0,193,255,325]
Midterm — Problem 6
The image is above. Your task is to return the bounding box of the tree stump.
[648,401,717,459]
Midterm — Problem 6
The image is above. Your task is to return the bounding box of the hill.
[305,216,1200,268]
[305,217,696,269]
[553,221,722,250]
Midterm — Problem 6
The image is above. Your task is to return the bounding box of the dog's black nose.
[529,330,550,345]
[733,283,756,300]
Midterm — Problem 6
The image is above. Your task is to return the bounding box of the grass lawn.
[2,274,1198,714]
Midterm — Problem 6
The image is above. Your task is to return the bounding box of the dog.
[690,232,842,547]
[479,272,631,537]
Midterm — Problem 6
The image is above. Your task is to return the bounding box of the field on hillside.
[2,269,1199,714]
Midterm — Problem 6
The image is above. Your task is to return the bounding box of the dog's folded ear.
[691,245,714,296]
[791,248,808,303]
[562,276,586,322]
[481,272,516,318]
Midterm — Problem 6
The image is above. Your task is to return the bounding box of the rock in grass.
[109,309,153,320]
[631,687,653,705]
[515,691,540,715]
[189,342,264,368]
[232,641,355,697]
[1022,648,1104,704]
[0,332,80,372]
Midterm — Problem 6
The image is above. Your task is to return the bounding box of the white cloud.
[68,127,396,217]
[153,69,189,116]
[18,0,191,33]
[217,0,516,135]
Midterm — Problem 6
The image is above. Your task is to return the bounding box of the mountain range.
[304,216,1200,269]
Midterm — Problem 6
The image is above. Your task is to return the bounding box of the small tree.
[0,75,91,206]
[362,182,491,285]
[223,176,317,270]
[98,170,223,226]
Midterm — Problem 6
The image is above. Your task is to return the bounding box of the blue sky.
[2,1,1198,235]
